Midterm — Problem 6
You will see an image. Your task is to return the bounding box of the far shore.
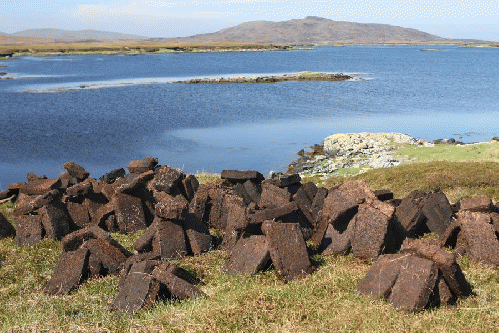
[0,40,496,58]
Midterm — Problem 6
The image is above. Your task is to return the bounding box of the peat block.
[113,192,147,234]
[350,201,394,260]
[39,200,71,241]
[421,192,453,236]
[62,226,131,256]
[153,166,185,194]
[278,174,301,187]
[152,265,206,300]
[373,189,394,202]
[99,168,126,184]
[114,171,154,195]
[112,260,162,313]
[319,222,352,256]
[262,221,313,281]
[221,170,264,184]
[459,196,494,213]
[224,235,271,275]
[15,214,44,247]
[127,157,158,174]
[0,212,15,238]
[388,255,438,311]
[155,193,188,220]
[395,190,428,235]
[357,238,473,311]
[259,183,291,209]
[19,178,61,196]
[356,253,406,299]
[44,248,90,296]
[66,180,93,198]
[82,238,127,275]
[66,202,92,229]
[312,189,358,246]
[337,180,376,204]
[63,162,89,181]
[184,213,212,255]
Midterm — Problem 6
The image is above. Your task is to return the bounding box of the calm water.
[1,46,498,187]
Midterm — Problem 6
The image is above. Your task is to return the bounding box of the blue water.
[1,46,498,187]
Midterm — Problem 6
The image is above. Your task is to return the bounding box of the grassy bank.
[0,41,297,57]
[2,157,499,331]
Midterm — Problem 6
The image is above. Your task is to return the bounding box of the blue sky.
[1,0,499,41]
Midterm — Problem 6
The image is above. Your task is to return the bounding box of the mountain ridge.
[10,28,147,41]
[165,16,442,44]
[1,17,443,45]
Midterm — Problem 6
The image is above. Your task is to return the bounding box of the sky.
[1,0,499,41]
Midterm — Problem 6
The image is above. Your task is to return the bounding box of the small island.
[173,71,352,84]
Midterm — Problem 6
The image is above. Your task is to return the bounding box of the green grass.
[322,161,499,203]
[395,141,499,163]
[2,159,499,331]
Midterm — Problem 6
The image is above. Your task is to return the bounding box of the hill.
[10,28,147,42]
[166,16,442,44]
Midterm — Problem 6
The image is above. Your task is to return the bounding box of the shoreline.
[288,132,499,178]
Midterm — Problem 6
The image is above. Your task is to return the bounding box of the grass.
[0,41,295,56]
[2,157,499,331]
[322,161,499,203]
[394,141,499,164]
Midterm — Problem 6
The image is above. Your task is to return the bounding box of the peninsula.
[172,72,352,84]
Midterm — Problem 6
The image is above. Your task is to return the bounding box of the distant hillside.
[167,16,442,44]
[0,34,55,45]
[11,29,147,41]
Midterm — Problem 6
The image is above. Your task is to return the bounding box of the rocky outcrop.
[174,72,351,84]
[289,132,432,176]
